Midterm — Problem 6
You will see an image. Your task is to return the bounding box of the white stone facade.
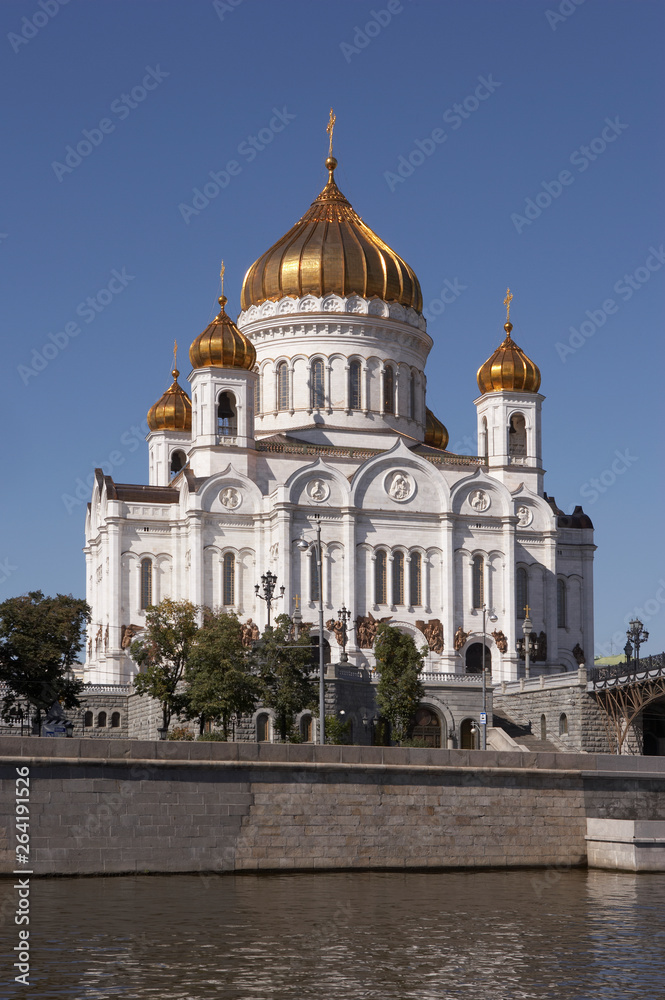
[84,289,594,686]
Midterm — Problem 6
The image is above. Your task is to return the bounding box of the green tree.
[256,613,317,741]
[185,610,260,738]
[0,591,90,730]
[374,624,426,744]
[131,598,199,731]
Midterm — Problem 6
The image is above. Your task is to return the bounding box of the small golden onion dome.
[189,295,257,370]
[147,367,192,432]
[477,322,541,395]
[240,157,423,313]
[424,407,449,450]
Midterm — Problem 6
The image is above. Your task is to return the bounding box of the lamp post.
[296,515,326,745]
[516,606,536,679]
[254,570,285,628]
[481,605,498,751]
[626,618,648,667]
[336,605,352,663]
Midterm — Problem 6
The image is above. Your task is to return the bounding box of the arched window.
[409,552,422,607]
[559,713,568,736]
[256,714,270,742]
[392,552,405,605]
[516,567,528,619]
[310,358,325,409]
[217,391,237,436]
[300,715,313,742]
[223,553,235,606]
[349,359,362,410]
[375,550,387,605]
[482,417,489,464]
[472,555,484,609]
[277,362,289,411]
[84,711,93,728]
[111,712,120,728]
[409,371,416,420]
[170,450,186,478]
[557,579,567,627]
[97,712,107,728]
[509,412,527,459]
[409,707,442,748]
[140,559,152,610]
[310,554,320,603]
[460,718,478,749]
[254,371,261,415]
[540,714,547,741]
[383,366,395,414]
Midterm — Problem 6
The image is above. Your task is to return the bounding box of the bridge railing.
[588,653,665,690]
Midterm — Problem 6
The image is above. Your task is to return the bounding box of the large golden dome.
[477,322,541,395]
[147,366,192,432]
[240,157,423,313]
[424,408,449,450]
[189,295,256,370]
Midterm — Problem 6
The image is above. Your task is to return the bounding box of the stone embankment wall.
[1,738,664,876]
[494,679,613,753]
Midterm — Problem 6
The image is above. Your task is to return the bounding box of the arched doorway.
[465,642,491,674]
[460,718,479,749]
[310,635,331,666]
[643,701,665,756]
[409,707,442,748]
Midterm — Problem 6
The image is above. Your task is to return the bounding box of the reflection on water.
[2,869,664,999]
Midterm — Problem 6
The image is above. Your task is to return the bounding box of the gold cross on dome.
[294,594,300,611]
[173,340,178,372]
[504,287,513,322]
[220,260,225,296]
[327,107,336,157]
[524,604,531,618]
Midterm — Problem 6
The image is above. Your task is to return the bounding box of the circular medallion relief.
[516,504,533,527]
[306,478,330,503]
[469,489,490,513]
[219,487,241,510]
[385,470,415,502]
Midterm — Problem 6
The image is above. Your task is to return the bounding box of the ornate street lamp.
[626,618,648,666]
[336,605,352,663]
[624,639,633,666]
[516,606,537,679]
[296,515,326,745]
[254,570,285,628]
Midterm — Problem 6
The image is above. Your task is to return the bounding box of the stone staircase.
[491,710,562,752]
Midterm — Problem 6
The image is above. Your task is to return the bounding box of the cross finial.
[172,339,178,379]
[524,604,531,618]
[504,287,513,322]
[327,107,336,157]
[294,594,300,611]
[220,260,225,296]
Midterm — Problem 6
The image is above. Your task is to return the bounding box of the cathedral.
[83,134,595,743]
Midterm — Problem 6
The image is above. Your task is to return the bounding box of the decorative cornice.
[238,293,427,333]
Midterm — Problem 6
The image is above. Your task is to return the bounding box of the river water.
[2,869,664,999]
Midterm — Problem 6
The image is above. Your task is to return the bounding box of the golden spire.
[504,287,513,332]
[172,339,178,379]
[219,261,227,308]
[327,107,336,158]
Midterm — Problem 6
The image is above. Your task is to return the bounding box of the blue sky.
[1,0,663,658]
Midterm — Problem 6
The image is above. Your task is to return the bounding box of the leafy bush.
[325,715,352,745]
[167,726,194,741]
[196,730,227,741]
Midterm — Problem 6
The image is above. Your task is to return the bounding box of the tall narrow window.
[482,417,489,464]
[310,554,320,603]
[277,362,289,411]
[349,359,362,410]
[170,450,186,478]
[410,552,422,607]
[254,372,260,415]
[223,553,235,606]
[516,567,528,619]
[383,366,395,414]
[140,558,152,610]
[257,714,269,742]
[392,552,405,605]
[375,550,387,604]
[310,359,325,409]
[509,413,527,459]
[557,578,567,627]
[217,391,237,436]
[472,555,484,609]
[409,371,416,420]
